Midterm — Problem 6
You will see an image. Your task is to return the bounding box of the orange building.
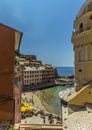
[0,23,22,128]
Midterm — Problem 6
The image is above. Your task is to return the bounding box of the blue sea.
[56,66,74,77]
[43,67,74,115]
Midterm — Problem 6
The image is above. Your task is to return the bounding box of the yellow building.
[72,0,92,91]
[59,1,92,129]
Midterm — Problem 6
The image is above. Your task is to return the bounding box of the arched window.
[79,23,83,29]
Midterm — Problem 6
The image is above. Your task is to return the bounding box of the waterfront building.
[19,57,25,63]
[30,60,42,67]
[0,23,22,129]
[19,55,55,89]
[19,57,41,86]
[23,64,55,88]
[25,55,37,61]
[23,66,42,86]
[41,64,55,84]
[59,1,92,129]
[19,57,42,72]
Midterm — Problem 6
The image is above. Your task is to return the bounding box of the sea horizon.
[55,66,74,77]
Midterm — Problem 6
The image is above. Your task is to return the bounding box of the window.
[79,23,84,33]
[79,23,83,29]
[79,69,82,72]
[90,14,92,19]
[79,49,81,62]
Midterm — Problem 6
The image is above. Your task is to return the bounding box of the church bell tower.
[71,0,92,91]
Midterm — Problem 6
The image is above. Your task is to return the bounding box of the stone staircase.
[61,83,92,130]
[61,100,92,130]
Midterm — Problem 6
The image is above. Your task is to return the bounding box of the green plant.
[8,124,16,130]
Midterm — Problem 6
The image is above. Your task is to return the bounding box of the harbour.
[42,85,74,115]
[32,67,74,115]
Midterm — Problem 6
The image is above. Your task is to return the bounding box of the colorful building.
[23,65,55,87]
[23,66,42,86]
[19,56,55,90]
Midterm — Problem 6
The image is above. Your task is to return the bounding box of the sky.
[0,0,86,67]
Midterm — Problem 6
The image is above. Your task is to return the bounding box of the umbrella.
[21,106,27,112]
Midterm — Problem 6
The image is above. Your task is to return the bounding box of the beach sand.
[22,91,47,111]
[21,91,61,124]
[22,90,55,113]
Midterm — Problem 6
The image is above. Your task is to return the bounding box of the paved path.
[64,109,92,130]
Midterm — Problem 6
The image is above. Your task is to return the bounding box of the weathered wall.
[0,24,15,97]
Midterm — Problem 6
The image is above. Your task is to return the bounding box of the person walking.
[43,116,46,123]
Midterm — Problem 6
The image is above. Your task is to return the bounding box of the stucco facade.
[72,0,92,91]
[59,1,92,129]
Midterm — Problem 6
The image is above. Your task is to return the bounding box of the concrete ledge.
[68,84,92,106]
[19,124,63,130]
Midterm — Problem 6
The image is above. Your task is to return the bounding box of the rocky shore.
[22,90,56,114]
[22,91,47,112]
[59,87,75,101]
[21,90,61,124]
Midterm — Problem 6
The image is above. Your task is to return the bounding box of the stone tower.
[59,1,92,129]
[72,0,92,91]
